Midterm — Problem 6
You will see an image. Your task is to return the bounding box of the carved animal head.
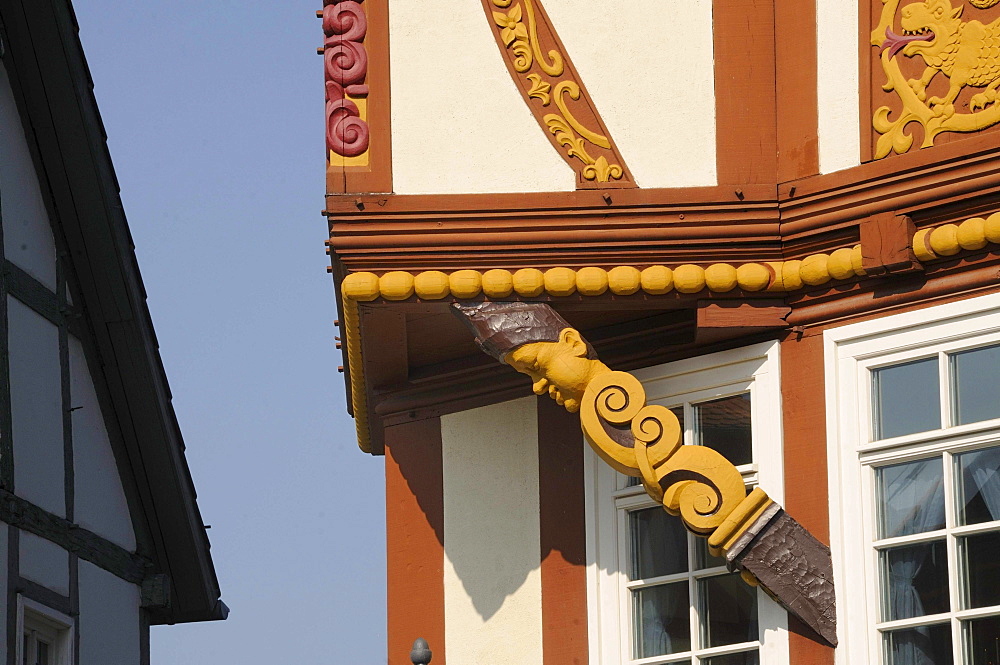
[504,328,610,413]
[897,0,963,57]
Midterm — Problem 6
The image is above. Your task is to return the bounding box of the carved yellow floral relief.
[484,0,631,185]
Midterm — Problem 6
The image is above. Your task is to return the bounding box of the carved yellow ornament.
[872,0,1000,158]
[502,327,759,546]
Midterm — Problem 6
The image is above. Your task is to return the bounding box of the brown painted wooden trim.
[774,0,819,181]
[859,0,874,164]
[859,212,918,275]
[16,577,73,617]
[779,332,834,662]
[786,254,1000,327]
[327,183,769,214]
[385,418,445,665]
[713,0,777,186]
[0,488,147,585]
[696,300,790,329]
[326,0,392,194]
[476,0,635,189]
[537,398,588,665]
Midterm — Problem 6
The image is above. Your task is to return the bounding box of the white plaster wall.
[389,0,573,194]
[0,62,57,289]
[19,532,69,597]
[69,336,136,551]
[544,0,717,188]
[441,397,543,664]
[9,296,64,517]
[817,0,861,173]
[79,561,140,665]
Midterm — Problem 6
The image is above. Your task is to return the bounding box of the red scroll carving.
[324,0,370,158]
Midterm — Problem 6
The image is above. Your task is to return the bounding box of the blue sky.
[72,2,387,661]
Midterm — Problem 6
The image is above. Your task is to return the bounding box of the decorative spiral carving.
[656,447,746,535]
[511,42,533,72]
[632,405,682,466]
[593,372,643,424]
[323,0,370,159]
[327,97,370,157]
[580,371,645,474]
[325,38,368,88]
[323,1,367,42]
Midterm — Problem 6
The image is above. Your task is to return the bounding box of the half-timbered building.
[0,2,226,663]
[326,1,1000,663]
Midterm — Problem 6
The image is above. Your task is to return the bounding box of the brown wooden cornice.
[327,137,1000,275]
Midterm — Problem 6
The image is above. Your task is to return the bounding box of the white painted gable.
[8,296,64,517]
[69,335,136,551]
[0,61,57,289]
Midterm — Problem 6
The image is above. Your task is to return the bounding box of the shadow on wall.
[391,393,587,623]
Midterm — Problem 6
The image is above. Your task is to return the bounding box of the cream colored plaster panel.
[19,531,70,597]
[543,0,717,188]
[442,397,543,664]
[0,63,57,289]
[9,297,64,517]
[389,0,573,195]
[817,0,861,174]
[69,336,136,551]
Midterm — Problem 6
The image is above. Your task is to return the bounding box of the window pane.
[961,531,1000,609]
[882,540,949,621]
[37,640,49,665]
[630,507,688,580]
[957,447,1000,526]
[885,623,952,665]
[695,536,727,570]
[700,572,758,648]
[704,651,759,665]
[873,358,940,440]
[21,633,28,665]
[632,583,690,658]
[965,615,1000,665]
[952,344,1000,426]
[696,394,751,466]
[878,458,946,538]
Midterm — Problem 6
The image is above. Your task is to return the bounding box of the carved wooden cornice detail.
[480,0,635,188]
[324,0,371,163]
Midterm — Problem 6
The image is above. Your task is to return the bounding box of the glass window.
[872,358,940,440]
[828,298,1000,665]
[626,508,759,664]
[870,446,1000,661]
[588,342,784,665]
[952,344,1000,426]
[696,394,752,467]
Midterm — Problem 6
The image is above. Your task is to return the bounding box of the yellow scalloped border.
[341,247,867,303]
[912,212,1000,262]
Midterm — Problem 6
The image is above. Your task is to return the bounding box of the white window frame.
[825,291,1000,665]
[585,341,789,665]
[16,596,74,665]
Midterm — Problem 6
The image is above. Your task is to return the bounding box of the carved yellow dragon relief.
[873,0,1000,157]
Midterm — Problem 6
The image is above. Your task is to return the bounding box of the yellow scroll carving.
[503,332,765,551]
